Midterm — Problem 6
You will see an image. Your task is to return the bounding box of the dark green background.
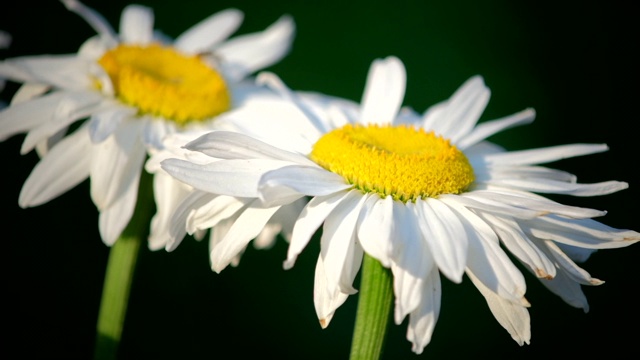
[2,1,638,359]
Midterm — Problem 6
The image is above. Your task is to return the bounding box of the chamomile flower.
[161,56,639,353]
[0,0,295,246]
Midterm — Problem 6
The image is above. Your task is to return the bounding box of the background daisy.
[3,0,638,358]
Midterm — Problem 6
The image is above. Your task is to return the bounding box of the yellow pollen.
[97,43,231,125]
[310,124,475,202]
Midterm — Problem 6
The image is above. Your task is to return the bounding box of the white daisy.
[0,0,295,247]
[161,56,640,354]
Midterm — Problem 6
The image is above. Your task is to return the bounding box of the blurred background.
[2,0,638,359]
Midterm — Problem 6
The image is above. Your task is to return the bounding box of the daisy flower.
[0,0,295,246]
[161,56,640,354]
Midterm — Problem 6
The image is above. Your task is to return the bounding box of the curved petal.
[185,130,316,165]
[148,171,195,251]
[210,200,280,272]
[18,124,92,207]
[259,165,351,207]
[320,190,367,294]
[357,194,394,267]
[90,121,146,210]
[175,8,244,54]
[486,177,628,197]
[88,106,137,144]
[214,15,295,81]
[406,269,441,355]
[414,198,468,283]
[314,255,350,328]
[161,158,289,198]
[359,56,406,126]
[466,269,531,346]
[61,0,117,44]
[0,55,93,90]
[98,170,140,246]
[120,4,154,45]
[285,191,351,269]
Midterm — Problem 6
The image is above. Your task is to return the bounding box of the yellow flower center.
[310,124,475,202]
[97,43,231,125]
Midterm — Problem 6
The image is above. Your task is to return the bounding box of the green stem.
[349,254,394,360]
[94,171,154,360]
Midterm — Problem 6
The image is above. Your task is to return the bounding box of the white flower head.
[161,56,639,353]
[0,0,296,246]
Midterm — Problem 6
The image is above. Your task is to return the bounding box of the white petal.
[542,240,603,285]
[285,191,351,269]
[186,195,250,239]
[422,75,489,142]
[532,263,590,312]
[120,4,154,45]
[314,256,350,329]
[1,55,94,91]
[359,56,405,126]
[473,165,577,183]
[90,121,146,210]
[266,197,307,243]
[210,200,280,273]
[18,124,92,207]
[466,270,531,346]
[441,198,528,304]
[10,83,50,105]
[457,108,535,150]
[414,198,468,283]
[479,213,556,279]
[88,106,137,143]
[259,165,351,207]
[390,202,432,323]
[185,130,316,165]
[22,92,104,155]
[214,15,295,81]
[320,190,367,294]
[441,192,555,219]
[161,158,288,198]
[487,177,628,197]
[523,215,640,249]
[356,194,394,267]
[406,270,441,355]
[148,172,193,251]
[175,9,244,54]
[98,171,140,246]
[481,143,609,166]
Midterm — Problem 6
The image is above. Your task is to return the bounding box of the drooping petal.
[214,15,295,81]
[98,170,140,246]
[259,165,351,207]
[18,124,92,207]
[406,269,441,355]
[391,202,432,324]
[522,214,640,249]
[359,56,405,126]
[314,255,351,329]
[466,269,531,346]
[357,194,394,267]
[285,191,350,269]
[414,198,468,283]
[320,190,367,294]
[441,198,528,305]
[61,0,118,44]
[120,4,154,45]
[478,212,557,279]
[90,120,146,210]
[210,200,281,273]
[541,240,603,285]
[175,8,244,54]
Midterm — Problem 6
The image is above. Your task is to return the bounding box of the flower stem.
[349,254,394,360]
[94,171,154,360]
